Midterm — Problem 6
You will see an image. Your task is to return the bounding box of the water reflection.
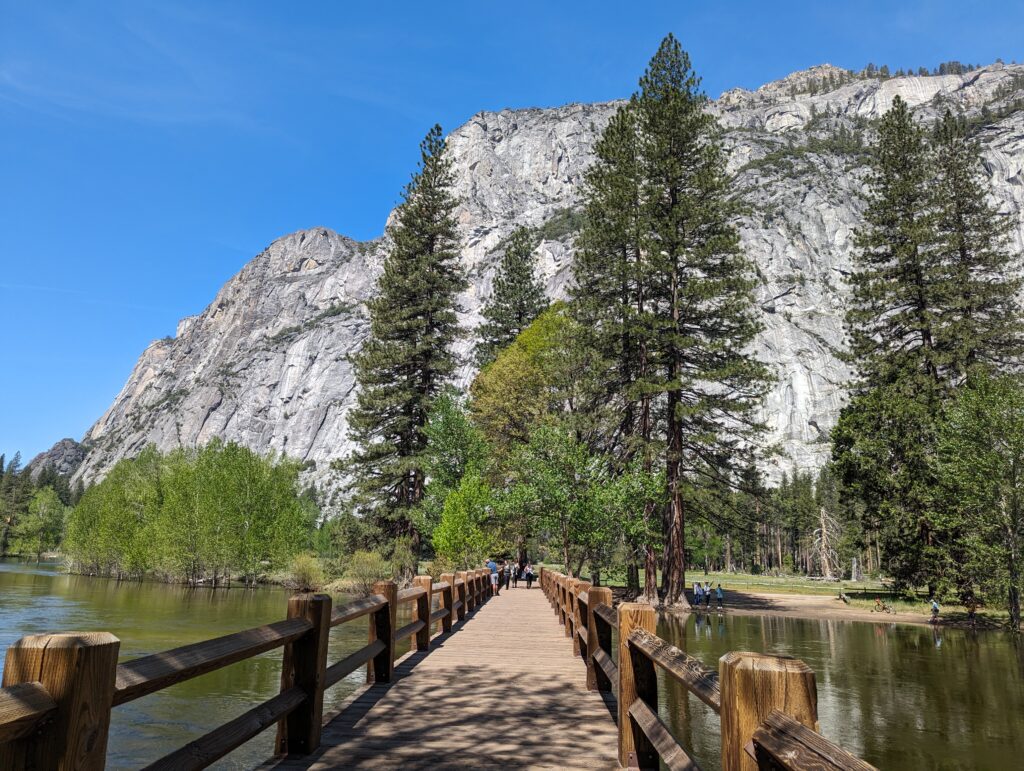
[0,559,413,769]
[656,610,1024,770]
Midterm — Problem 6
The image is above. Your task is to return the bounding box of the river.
[2,561,1022,769]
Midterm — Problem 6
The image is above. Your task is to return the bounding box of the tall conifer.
[475,226,547,367]
[348,125,466,563]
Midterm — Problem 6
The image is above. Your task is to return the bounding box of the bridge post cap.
[719,651,814,674]
[7,632,120,650]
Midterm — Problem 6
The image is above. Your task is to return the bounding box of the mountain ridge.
[41,61,1024,499]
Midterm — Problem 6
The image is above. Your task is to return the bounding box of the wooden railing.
[0,568,494,770]
[539,568,878,771]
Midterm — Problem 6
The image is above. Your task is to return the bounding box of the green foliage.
[287,552,326,591]
[63,442,314,584]
[475,226,548,367]
[938,374,1024,628]
[10,487,67,559]
[336,550,391,596]
[432,472,495,569]
[347,124,466,558]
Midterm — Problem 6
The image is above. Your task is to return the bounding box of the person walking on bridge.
[525,563,535,589]
[502,560,512,590]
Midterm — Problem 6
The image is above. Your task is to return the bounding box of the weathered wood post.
[617,603,658,769]
[572,581,591,656]
[0,631,120,771]
[439,572,455,632]
[277,593,331,755]
[412,576,432,651]
[455,571,469,619]
[586,586,613,692]
[368,580,397,683]
[563,578,574,638]
[719,652,818,771]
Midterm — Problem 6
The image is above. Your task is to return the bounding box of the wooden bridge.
[0,567,876,770]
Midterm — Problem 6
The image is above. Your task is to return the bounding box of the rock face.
[29,438,87,481]
[70,63,1024,492]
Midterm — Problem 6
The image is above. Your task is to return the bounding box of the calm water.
[656,612,1024,770]
[3,562,1023,770]
[0,560,414,769]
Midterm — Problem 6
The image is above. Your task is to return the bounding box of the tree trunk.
[664,390,689,607]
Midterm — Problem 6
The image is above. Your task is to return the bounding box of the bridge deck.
[267,584,618,770]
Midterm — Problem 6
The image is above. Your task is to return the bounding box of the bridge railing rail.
[539,567,878,771]
[0,568,494,771]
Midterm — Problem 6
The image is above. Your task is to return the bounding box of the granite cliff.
[64,63,1024,494]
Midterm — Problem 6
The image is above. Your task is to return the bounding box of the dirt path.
[681,590,1004,629]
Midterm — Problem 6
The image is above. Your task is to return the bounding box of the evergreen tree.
[475,226,547,367]
[348,125,466,569]
[637,36,772,606]
[930,110,1024,380]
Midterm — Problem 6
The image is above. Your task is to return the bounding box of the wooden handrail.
[330,595,386,627]
[749,710,878,771]
[541,568,873,771]
[627,629,721,712]
[0,568,494,770]
[113,617,313,706]
[0,682,57,743]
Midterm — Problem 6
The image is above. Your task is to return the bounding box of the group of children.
[693,580,724,610]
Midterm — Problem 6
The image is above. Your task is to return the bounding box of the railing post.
[277,593,331,755]
[618,602,658,769]
[413,575,432,651]
[368,580,397,683]
[0,632,120,771]
[719,652,818,771]
[563,578,573,638]
[572,581,591,657]
[439,572,455,632]
[587,586,613,691]
[456,570,469,618]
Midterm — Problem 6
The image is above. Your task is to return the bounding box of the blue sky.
[1,0,1020,464]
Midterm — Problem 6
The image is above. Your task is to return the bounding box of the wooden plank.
[594,603,617,629]
[430,581,451,594]
[429,607,450,624]
[330,595,386,628]
[412,576,432,651]
[593,648,619,696]
[144,686,305,771]
[0,681,56,743]
[628,698,702,771]
[397,586,426,604]
[628,629,721,713]
[324,641,386,689]
[113,618,311,706]
[394,620,426,643]
[749,710,877,771]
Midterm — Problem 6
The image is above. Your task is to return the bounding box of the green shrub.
[287,552,326,591]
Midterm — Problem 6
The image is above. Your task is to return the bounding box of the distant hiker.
[694,582,703,607]
[967,598,978,627]
[487,559,499,596]
[716,584,724,610]
[930,598,940,623]
[502,561,512,589]
[703,581,712,608]
[525,563,535,589]
[511,563,520,589]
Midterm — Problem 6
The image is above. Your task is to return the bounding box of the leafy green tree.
[11,487,66,559]
[475,226,547,366]
[348,125,466,567]
[939,374,1024,629]
[432,472,495,569]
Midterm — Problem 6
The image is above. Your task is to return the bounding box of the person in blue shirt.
[716,584,724,611]
[486,559,499,596]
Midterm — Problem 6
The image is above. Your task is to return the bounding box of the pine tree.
[348,125,466,569]
[930,110,1024,381]
[475,226,547,367]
